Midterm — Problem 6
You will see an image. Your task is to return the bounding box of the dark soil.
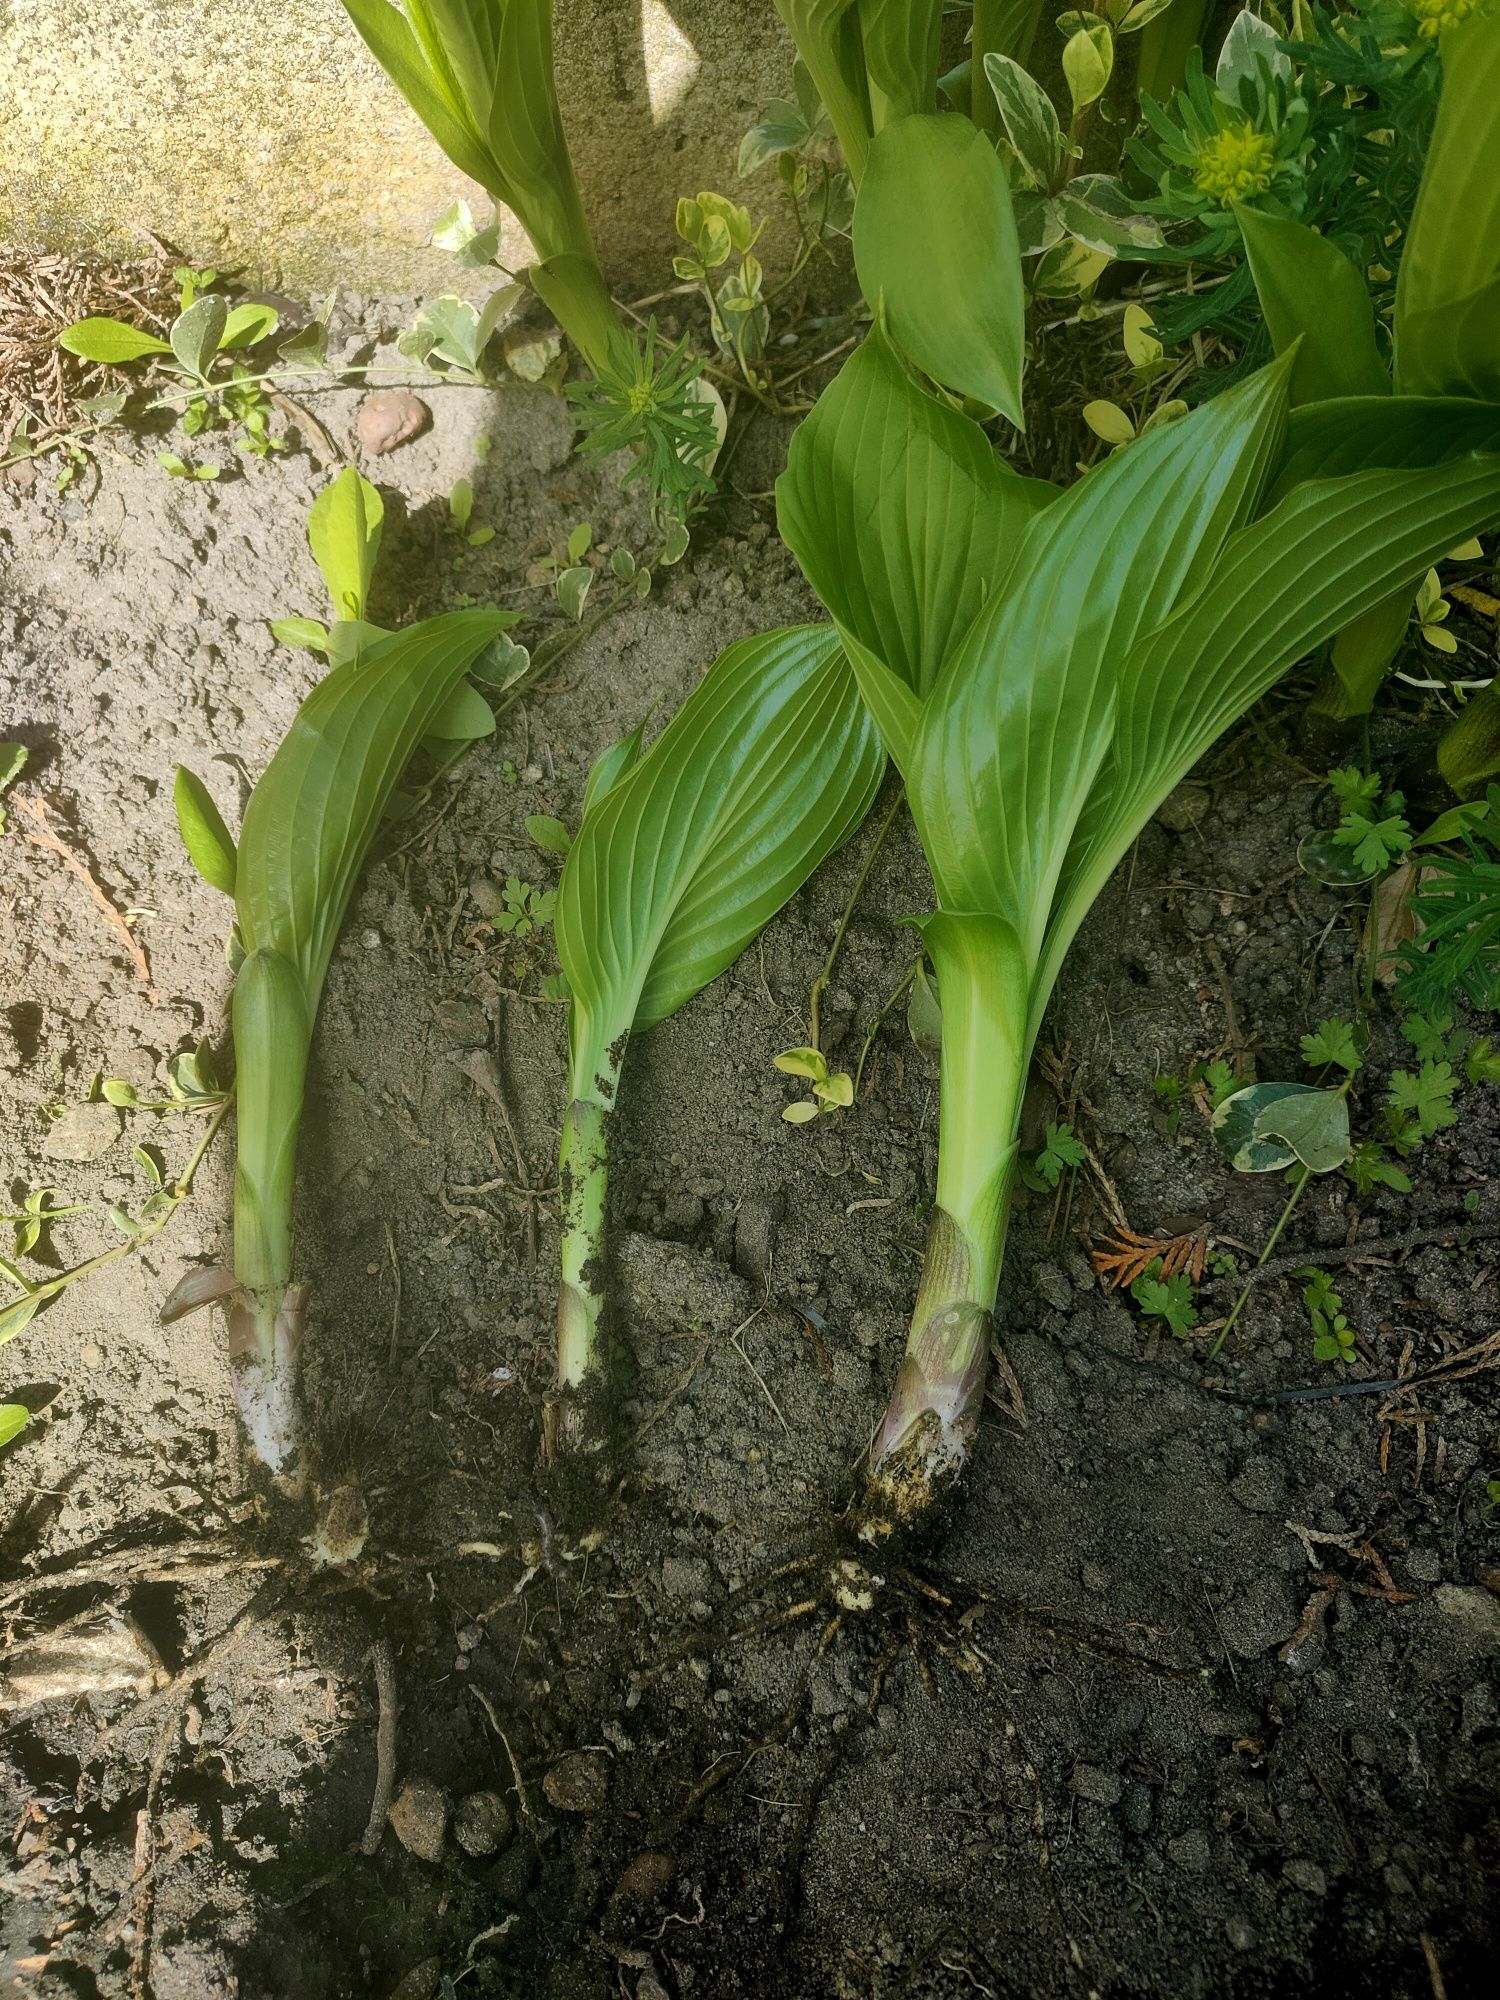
[2,293,1498,2000]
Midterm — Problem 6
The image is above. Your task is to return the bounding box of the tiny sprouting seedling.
[535,522,596,622]
[490,877,555,938]
[0,741,26,833]
[1298,1266,1357,1367]
[1412,568,1457,655]
[775,1046,854,1124]
[526,813,571,856]
[1019,1120,1085,1193]
[1130,1257,1199,1338]
[1152,1071,1183,1136]
[1486,1477,1500,1510]
[549,625,881,1449]
[1329,768,1413,879]
[1193,1057,1246,1112]
[446,477,496,566]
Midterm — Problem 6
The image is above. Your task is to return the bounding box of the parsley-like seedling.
[1300,1016,1361,1074]
[1023,1120,1086,1190]
[1130,1257,1198,1337]
[1299,1266,1357,1366]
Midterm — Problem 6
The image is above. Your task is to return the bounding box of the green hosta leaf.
[0,1293,41,1346]
[1397,282,1500,404]
[853,113,1026,426]
[340,0,497,191]
[58,316,172,363]
[0,1403,27,1447]
[777,328,1057,707]
[1253,1087,1351,1174]
[1045,397,1500,1017]
[859,0,942,123]
[235,610,512,1000]
[170,295,228,380]
[556,625,883,1100]
[1394,9,1500,396]
[1212,1081,1309,1174]
[426,679,496,742]
[1235,205,1389,405]
[982,53,1064,189]
[173,766,238,896]
[581,718,648,819]
[909,355,1293,944]
[308,467,384,622]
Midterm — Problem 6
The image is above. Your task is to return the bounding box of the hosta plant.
[548,627,882,1449]
[166,471,514,1481]
[778,300,1500,1540]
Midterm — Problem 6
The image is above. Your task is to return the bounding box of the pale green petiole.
[861,912,1029,1534]
[224,947,314,1476]
[549,1034,623,1446]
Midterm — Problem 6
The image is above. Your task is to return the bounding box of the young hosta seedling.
[776,1046,854,1124]
[549,625,882,1447]
[779,225,1500,1534]
[165,608,512,1481]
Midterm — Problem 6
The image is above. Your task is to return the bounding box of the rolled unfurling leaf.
[548,624,883,1446]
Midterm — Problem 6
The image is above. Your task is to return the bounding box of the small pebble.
[357,388,429,455]
[1071,1764,1123,1807]
[1168,1828,1211,1873]
[362,929,382,950]
[453,1789,513,1857]
[387,1777,449,1862]
[542,1751,610,1813]
[42,1104,121,1164]
[611,1850,674,1902]
[1283,1858,1327,1896]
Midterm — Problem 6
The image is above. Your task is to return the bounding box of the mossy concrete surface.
[0,0,791,293]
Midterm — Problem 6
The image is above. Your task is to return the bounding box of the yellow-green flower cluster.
[1411,0,1477,37]
[1190,124,1279,205]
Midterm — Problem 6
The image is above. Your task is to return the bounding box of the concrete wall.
[0,1,794,293]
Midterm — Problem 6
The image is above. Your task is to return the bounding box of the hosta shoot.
[778,113,1500,1538]
[340,2,718,513]
[341,0,615,368]
[549,627,882,1448]
[168,471,514,1480]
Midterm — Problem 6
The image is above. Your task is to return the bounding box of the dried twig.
[360,1640,399,1856]
[16,794,158,1003]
